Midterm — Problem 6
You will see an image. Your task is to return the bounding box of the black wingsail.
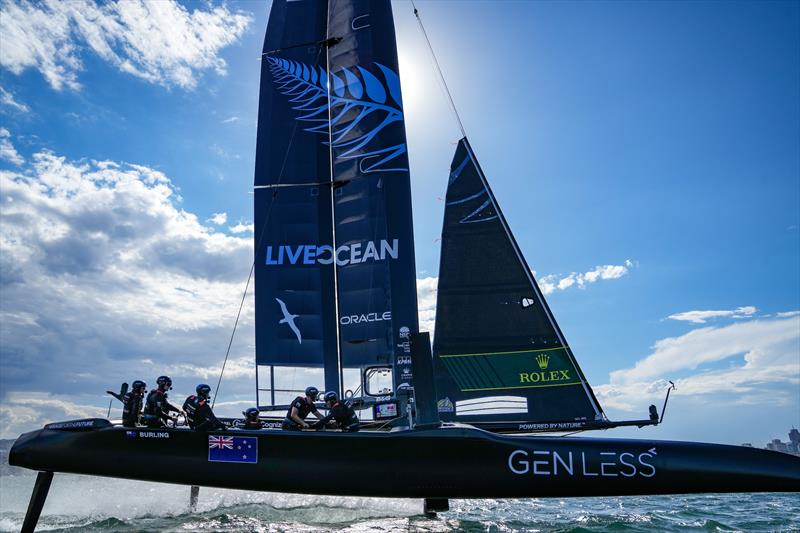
[432,138,605,427]
[254,0,339,395]
[255,0,419,405]
[326,0,419,378]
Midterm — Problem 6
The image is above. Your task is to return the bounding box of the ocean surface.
[1,465,798,533]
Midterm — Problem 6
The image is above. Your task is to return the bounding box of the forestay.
[432,138,605,425]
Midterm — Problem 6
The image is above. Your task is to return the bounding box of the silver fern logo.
[267,57,407,173]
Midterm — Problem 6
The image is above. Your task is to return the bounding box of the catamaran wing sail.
[432,137,605,427]
[255,0,419,406]
[326,0,420,373]
[254,0,339,392]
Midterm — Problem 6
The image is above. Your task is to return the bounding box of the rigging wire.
[212,262,254,409]
[409,0,467,139]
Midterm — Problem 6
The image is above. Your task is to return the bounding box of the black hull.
[10,421,800,498]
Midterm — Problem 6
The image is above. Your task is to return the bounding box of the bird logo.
[275,298,302,344]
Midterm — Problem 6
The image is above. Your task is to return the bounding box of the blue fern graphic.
[267,57,407,173]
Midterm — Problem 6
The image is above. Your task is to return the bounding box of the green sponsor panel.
[439,347,582,392]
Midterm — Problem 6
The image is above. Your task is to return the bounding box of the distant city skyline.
[0,0,798,443]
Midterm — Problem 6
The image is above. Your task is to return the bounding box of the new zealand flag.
[208,435,258,463]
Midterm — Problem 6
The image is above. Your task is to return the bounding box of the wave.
[2,472,798,532]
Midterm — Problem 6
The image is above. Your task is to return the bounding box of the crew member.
[242,407,263,429]
[142,375,181,428]
[106,380,147,427]
[183,384,226,431]
[121,380,147,427]
[282,386,324,430]
[314,391,359,432]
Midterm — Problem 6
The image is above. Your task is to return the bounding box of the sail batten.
[433,137,605,424]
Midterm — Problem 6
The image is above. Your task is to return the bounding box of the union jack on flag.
[208,434,258,463]
[208,435,234,450]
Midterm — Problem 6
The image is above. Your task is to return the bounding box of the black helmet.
[243,407,259,420]
[131,380,147,392]
[323,391,338,404]
[156,376,172,390]
[305,386,319,400]
[196,383,211,398]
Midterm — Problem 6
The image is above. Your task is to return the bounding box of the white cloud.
[222,116,239,124]
[417,276,438,335]
[0,0,252,91]
[229,222,254,234]
[0,146,255,433]
[535,259,634,295]
[210,143,240,160]
[667,306,757,324]
[0,87,29,112]
[777,311,800,318]
[207,212,227,225]
[0,127,24,165]
[0,392,106,437]
[596,315,800,411]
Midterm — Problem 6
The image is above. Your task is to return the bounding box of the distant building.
[763,428,800,456]
[789,428,800,453]
[766,439,789,453]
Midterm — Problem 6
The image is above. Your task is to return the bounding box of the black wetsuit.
[183,395,225,431]
[282,396,318,430]
[121,391,144,427]
[314,401,359,432]
[142,389,180,428]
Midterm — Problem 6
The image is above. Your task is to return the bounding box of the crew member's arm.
[197,404,226,431]
[154,397,176,422]
[106,391,124,403]
[312,404,324,421]
[312,411,334,429]
[290,406,309,428]
[165,400,182,414]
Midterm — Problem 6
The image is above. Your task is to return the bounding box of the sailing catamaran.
[10,1,800,531]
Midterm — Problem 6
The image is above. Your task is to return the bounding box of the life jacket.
[182,395,201,429]
[122,392,144,426]
[143,389,166,416]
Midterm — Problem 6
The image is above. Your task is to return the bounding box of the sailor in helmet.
[106,380,148,427]
[242,407,263,429]
[282,386,325,430]
[183,384,226,431]
[121,380,147,427]
[142,375,181,428]
[313,391,359,432]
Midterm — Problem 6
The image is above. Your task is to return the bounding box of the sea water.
[1,467,798,532]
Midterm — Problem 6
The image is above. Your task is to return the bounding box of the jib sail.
[432,138,604,424]
[255,0,418,402]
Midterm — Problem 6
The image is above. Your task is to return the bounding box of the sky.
[0,0,798,445]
